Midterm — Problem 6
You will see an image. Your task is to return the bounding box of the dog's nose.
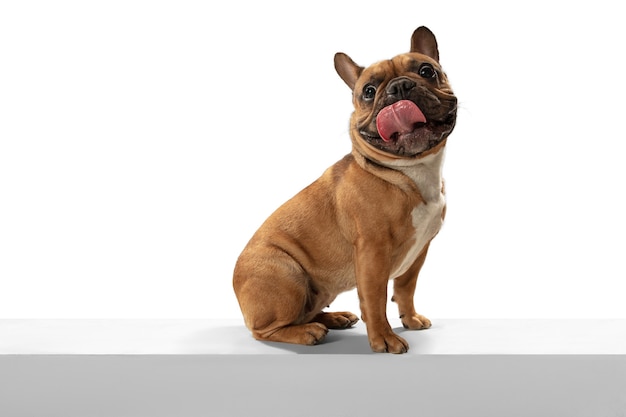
[386,77,416,99]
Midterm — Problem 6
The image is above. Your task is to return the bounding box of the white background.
[1,1,625,319]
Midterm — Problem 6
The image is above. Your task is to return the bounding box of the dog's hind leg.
[233,252,329,345]
[241,292,330,345]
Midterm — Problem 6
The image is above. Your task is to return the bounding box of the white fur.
[388,150,445,279]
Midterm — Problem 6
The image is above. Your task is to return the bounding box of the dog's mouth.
[359,100,455,157]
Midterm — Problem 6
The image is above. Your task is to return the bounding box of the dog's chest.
[390,193,444,279]
[388,153,445,279]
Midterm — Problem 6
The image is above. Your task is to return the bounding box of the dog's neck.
[385,149,445,202]
[352,147,445,202]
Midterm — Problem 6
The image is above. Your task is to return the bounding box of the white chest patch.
[389,193,444,279]
[387,150,446,279]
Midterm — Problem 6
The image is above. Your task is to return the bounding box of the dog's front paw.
[401,313,432,330]
[369,330,409,354]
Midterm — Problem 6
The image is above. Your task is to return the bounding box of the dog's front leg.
[392,243,432,330]
[355,239,409,354]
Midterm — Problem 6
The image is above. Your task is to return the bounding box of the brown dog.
[233,26,457,353]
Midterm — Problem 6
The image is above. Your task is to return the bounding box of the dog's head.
[335,27,457,162]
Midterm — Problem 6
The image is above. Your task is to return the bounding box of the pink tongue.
[376,100,427,142]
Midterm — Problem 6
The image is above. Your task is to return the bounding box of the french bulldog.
[233,26,457,353]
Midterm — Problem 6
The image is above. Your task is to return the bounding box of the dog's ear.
[334,52,363,91]
[410,26,439,62]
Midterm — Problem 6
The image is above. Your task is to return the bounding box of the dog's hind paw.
[255,322,329,345]
[313,311,360,329]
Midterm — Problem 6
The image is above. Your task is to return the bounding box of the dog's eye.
[363,85,377,101]
[418,63,436,79]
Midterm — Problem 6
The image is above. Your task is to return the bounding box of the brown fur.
[233,27,457,353]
